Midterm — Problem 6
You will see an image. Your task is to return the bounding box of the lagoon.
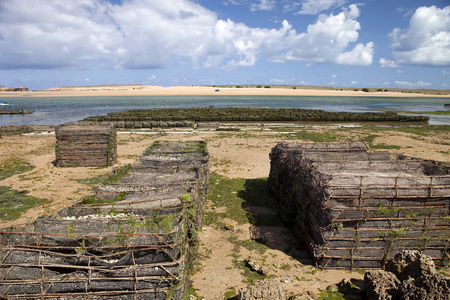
[1,95,449,126]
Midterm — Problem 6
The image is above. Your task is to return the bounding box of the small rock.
[224,220,238,231]
[245,256,268,275]
[246,258,262,270]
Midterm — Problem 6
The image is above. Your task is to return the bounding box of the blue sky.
[0,0,449,90]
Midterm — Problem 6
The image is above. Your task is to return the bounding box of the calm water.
[1,95,449,126]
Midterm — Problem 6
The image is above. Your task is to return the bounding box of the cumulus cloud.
[297,0,347,15]
[107,0,218,69]
[0,0,219,69]
[0,0,122,69]
[337,42,374,66]
[196,19,300,70]
[275,4,373,65]
[0,0,372,71]
[380,5,450,67]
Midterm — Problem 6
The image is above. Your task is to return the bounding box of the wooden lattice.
[1,141,209,299]
[268,142,450,269]
[55,122,117,167]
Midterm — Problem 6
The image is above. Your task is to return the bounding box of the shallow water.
[1,95,449,126]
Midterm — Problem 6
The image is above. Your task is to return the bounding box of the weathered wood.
[268,142,450,269]
[1,140,209,299]
[55,122,117,167]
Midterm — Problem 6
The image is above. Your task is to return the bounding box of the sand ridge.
[1,85,449,98]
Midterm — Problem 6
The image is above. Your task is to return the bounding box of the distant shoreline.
[1,85,449,98]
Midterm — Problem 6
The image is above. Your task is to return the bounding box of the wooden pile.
[268,142,450,269]
[55,122,117,167]
[0,141,209,299]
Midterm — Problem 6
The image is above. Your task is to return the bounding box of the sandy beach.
[1,85,449,98]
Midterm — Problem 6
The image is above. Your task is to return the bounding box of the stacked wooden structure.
[0,141,209,299]
[268,142,449,269]
[55,123,117,167]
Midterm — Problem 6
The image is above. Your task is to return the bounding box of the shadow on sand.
[237,178,313,266]
[235,178,366,299]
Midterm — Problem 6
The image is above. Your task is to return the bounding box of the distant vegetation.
[208,85,450,95]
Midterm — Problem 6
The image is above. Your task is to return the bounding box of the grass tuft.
[0,159,34,180]
[206,173,279,226]
[0,186,49,220]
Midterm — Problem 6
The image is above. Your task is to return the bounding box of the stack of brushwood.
[83,107,429,128]
[0,140,209,299]
[55,122,117,167]
[268,142,450,269]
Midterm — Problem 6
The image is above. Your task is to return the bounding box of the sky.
[0,0,449,90]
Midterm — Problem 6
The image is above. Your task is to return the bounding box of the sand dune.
[1,85,449,98]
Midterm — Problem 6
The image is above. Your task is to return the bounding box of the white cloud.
[225,0,348,14]
[250,0,276,12]
[395,80,432,88]
[223,0,247,7]
[200,19,299,70]
[269,78,289,84]
[108,0,218,69]
[337,42,374,66]
[222,0,275,11]
[275,5,373,66]
[381,6,450,67]
[283,2,301,12]
[0,0,218,69]
[0,0,373,71]
[297,0,347,15]
[379,58,399,68]
[0,0,121,69]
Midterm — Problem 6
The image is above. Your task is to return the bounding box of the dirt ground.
[0,124,449,299]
